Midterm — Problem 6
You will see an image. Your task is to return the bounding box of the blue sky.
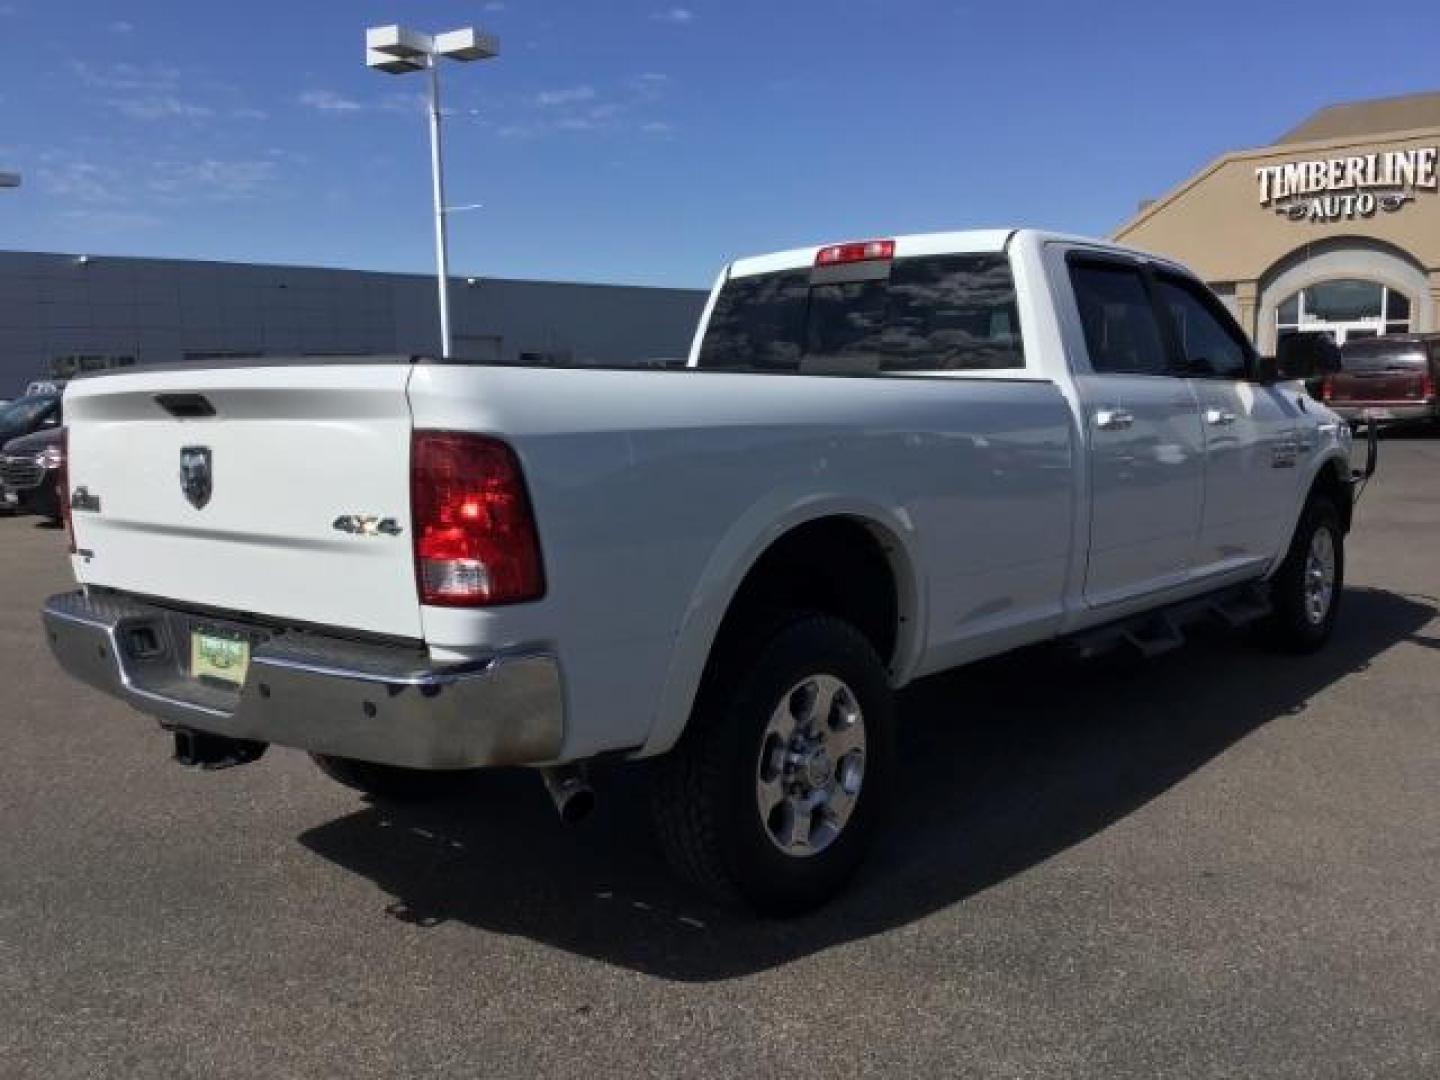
[2,0,1438,287]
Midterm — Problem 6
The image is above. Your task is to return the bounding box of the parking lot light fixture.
[365,24,499,360]
[0,172,20,188]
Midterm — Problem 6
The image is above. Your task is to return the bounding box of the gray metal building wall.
[0,250,707,393]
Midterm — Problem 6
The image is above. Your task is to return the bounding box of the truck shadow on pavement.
[298,586,1435,982]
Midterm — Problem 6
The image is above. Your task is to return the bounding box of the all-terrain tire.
[1264,497,1344,654]
[651,614,896,916]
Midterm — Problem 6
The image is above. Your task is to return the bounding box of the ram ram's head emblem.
[179,446,212,510]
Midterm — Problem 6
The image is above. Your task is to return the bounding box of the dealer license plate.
[190,630,251,686]
[1,488,17,506]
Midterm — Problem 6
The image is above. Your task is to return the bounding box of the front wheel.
[1264,497,1344,654]
[651,614,896,916]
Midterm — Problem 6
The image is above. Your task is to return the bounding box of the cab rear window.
[696,254,1025,374]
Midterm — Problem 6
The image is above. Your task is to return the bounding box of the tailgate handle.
[155,393,216,419]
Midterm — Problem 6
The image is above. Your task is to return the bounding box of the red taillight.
[814,239,895,267]
[1320,376,1334,403]
[57,428,74,554]
[1423,373,1436,400]
[410,431,544,607]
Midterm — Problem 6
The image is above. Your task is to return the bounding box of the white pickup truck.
[43,229,1364,914]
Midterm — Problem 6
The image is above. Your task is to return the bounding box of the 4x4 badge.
[332,514,403,537]
[179,446,212,509]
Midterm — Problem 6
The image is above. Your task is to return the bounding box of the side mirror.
[1262,332,1343,383]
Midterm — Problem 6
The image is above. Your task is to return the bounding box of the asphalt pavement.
[1,435,1438,1078]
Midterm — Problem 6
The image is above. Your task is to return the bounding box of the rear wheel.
[1264,496,1343,654]
[651,614,896,916]
[310,754,477,803]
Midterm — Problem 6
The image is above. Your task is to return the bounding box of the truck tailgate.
[63,365,422,639]
[1329,368,1427,404]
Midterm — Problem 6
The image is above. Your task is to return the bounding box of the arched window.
[1275,278,1412,346]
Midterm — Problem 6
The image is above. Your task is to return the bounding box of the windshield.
[0,394,60,432]
[1341,339,1428,372]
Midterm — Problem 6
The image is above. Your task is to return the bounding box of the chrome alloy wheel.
[1304,526,1337,626]
[755,674,867,858]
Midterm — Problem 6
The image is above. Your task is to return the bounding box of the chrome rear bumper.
[42,590,565,769]
[1330,403,1435,423]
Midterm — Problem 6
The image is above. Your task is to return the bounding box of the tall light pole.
[366,25,498,360]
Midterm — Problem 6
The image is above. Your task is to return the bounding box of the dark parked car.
[1322,333,1440,428]
[0,390,63,441]
[0,426,65,521]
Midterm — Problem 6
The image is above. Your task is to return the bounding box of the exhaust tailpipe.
[539,764,595,825]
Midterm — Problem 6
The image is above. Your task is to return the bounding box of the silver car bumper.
[42,590,565,769]
[1330,403,1435,423]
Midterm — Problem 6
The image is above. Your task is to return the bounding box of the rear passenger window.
[695,254,1025,373]
[879,255,1024,372]
[698,269,809,372]
[1154,274,1250,379]
[1069,261,1168,376]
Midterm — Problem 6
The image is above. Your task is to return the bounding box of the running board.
[1209,585,1273,630]
[1122,616,1185,659]
[1069,582,1272,661]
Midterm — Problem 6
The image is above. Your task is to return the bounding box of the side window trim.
[1064,251,1183,379]
[1151,269,1257,381]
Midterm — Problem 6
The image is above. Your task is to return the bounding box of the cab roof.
[724,228,1176,279]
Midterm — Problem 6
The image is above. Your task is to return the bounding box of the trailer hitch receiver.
[171,729,268,770]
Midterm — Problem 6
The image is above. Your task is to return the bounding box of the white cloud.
[535,85,596,107]
[478,76,678,141]
[61,208,162,231]
[70,59,182,93]
[106,96,213,121]
[482,1,505,9]
[630,72,670,101]
[650,7,695,23]
[378,91,428,115]
[146,158,277,202]
[299,89,364,113]
[110,20,134,33]
[71,59,264,125]
[40,152,279,209]
[39,161,126,205]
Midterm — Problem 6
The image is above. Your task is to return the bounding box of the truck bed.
[63,362,1077,757]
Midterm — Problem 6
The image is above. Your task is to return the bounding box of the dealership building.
[0,251,706,396]
[1114,91,1440,353]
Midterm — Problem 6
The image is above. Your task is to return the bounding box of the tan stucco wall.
[1113,127,1440,284]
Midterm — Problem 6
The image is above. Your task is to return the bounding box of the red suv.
[1321,334,1440,428]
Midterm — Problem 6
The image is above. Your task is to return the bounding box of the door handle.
[1095,408,1135,431]
[1205,408,1237,427]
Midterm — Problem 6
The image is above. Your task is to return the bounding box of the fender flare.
[1268,447,1352,576]
[637,493,927,758]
